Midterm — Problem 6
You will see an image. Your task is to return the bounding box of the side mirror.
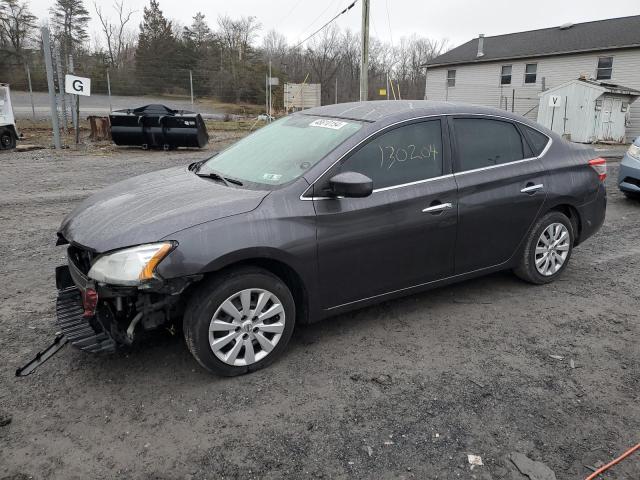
[328,171,373,198]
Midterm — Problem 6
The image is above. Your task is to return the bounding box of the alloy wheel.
[535,222,570,276]
[208,288,286,366]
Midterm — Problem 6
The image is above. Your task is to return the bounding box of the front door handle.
[521,183,544,194]
[422,202,453,214]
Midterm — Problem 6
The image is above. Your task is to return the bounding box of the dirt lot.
[0,140,638,479]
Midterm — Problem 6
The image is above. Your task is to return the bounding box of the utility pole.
[359,0,370,102]
[41,27,61,150]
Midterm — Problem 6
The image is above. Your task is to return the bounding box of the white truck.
[0,83,18,150]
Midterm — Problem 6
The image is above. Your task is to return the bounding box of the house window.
[500,65,512,85]
[447,69,456,87]
[596,57,613,80]
[524,63,537,84]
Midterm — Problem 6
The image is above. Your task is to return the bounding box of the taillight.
[588,157,607,182]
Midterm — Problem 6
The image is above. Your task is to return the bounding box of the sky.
[27,0,640,50]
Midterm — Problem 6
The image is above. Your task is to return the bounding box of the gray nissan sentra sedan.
[49,101,606,376]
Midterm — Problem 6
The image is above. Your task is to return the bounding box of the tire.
[514,211,574,285]
[0,128,16,150]
[183,267,295,376]
[623,191,640,200]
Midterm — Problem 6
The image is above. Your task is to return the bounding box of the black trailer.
[110,104,209,149]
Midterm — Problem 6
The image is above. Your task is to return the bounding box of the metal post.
[53,45,68,132]
[268,60,272,118]
[359,0,370,101]
[75,96,80,145]
[386,73,390,100]
[265,74,268,115]
[106,69,112,112]
[68,55,78,133]
[189,70,194,105]
[563,96,568,134]
[511,89,515,113]
[41,28,61,149]
[25,63,36,120]
[335,76,338,104]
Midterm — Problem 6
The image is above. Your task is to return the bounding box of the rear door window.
[339,120,443,189]
[453,118,525,172]
[520,125,550,156]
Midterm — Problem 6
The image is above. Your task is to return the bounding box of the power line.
[385,0,394,48]
[294,0,340,43]
[280,0,305,24]
[292,0,358,49]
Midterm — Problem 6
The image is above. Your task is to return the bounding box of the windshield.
[198,115,363,186]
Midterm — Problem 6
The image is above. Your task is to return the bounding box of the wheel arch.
[185,251,311,325]
[546,203,582,245]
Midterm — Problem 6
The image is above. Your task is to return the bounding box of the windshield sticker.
[309,119,348,130]
[263,173,282,182]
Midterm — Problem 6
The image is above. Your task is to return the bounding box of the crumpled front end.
[55,242,198,353]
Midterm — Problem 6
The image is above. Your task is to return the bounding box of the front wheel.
[183,267,295,376]
[514,211,574,285]
[0,128,16,150]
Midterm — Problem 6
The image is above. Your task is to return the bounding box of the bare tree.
[306,24,342,104]
[94,0,134,68]
[0,0,36,60]
[262,29,287,61]
[217,15,261,101]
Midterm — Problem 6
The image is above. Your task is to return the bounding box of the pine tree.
[50,0,90,56]
[135,0,177,92]
[183,12,211,48]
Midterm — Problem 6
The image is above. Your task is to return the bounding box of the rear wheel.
[183,267,295,376]
[0,128,16,150]
[623,191,640,200]
[514,211,574,284]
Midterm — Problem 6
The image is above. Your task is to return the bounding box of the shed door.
[598,96,614,141]
[608,97,626,143]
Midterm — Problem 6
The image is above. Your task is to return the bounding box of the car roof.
[302,100,529,123]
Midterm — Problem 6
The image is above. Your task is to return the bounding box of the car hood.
[59,166,269,252]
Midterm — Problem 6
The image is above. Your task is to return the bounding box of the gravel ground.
[0,144,638,480]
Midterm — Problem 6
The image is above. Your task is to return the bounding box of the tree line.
[0,0,448,107]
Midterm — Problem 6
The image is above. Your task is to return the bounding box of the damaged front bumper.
[56,244,199,352]
[55,265,117,353]
[16,244,200,376]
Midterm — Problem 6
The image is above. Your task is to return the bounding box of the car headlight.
[627,144,640,161]
[88,242,175,286]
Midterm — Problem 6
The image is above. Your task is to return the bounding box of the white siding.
[425,48,640,142]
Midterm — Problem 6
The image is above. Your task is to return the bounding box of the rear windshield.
[198,115,363,187]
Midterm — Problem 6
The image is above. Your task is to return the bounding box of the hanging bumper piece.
[15,333,68,377]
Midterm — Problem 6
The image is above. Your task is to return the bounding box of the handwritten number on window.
[379,143,439,169]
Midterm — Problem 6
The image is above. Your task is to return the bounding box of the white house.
[424,15,640,142]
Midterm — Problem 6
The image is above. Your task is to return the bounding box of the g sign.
[65,74,91,96]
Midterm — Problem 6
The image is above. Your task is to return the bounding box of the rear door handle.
[422,202,453,214]
[520,183,544,194]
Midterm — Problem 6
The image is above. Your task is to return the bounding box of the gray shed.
[537,79,640,143]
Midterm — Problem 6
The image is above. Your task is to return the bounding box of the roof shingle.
[426,15,640,67]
